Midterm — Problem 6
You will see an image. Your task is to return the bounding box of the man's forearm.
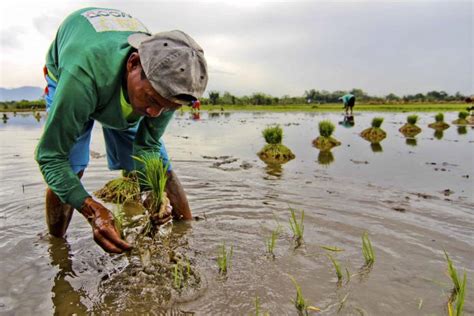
[165,170,192,220]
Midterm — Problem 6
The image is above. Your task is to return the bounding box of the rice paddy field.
[0,111,472,315]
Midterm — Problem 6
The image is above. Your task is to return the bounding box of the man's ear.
[127,52,141,72]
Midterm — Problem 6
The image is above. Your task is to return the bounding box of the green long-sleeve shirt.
[35,8,174,209]
[339,93,355,105]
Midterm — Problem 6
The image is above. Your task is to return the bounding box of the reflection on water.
[317,150,335,165]
[2,114,8,124]
[264,163,283,177]
[434,129,444,140]
[457,126,467,135]
[370,142,383,153]
[34,112,42,122]
[338,115,355,128]
[405,138,418,146]
[48,237,88,315]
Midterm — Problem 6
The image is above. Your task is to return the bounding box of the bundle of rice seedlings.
[133,153,170,234]
[313,120,341,151]
[428,112,449,130]
[94,172,140,203]
[361,117,387,143]
[452,111,469,125]
[258,125,295,164]
[399,114,421,137]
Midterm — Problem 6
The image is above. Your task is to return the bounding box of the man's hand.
[143,192,173,226]
[80,197,132,253]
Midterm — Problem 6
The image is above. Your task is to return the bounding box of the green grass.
[435,112,445,122]
[371,117,384,128]
[289,276,320,315]
[217,242,233,275]
[458,111,468,119]
[407,114,419,125]
[444,250,461,293]
[327,254,343,281]
[362,231,375,266]
[198,103,466,113]
[262,125,283,144]
[289,208,304,247]
[318,120,335,138]
[133,153,169,214]
[265,224,282,257]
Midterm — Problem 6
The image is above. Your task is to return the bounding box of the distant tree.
[385,93,400,102]
[208,91,220,105]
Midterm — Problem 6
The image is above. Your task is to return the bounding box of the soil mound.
[360,127,386,143]
[428,122,449,130]
[257,144,295,164]
[399,124,421,138]
[312,136,341,151]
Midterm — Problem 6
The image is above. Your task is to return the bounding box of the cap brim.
[128,33,152,49]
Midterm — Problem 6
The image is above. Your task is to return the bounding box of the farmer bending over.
[339,93,355,116]
[35,8,208,253]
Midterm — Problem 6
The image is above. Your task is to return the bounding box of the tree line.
[202,89,471,105]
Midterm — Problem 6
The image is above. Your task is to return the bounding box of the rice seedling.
[435,112,444,122]
[458,111,468,120]
[111,206,125,236]
[133,153,169,213]
[289,207,304,247]
[254,296,270,316]
[371,117,384,128]
[450,272,466,316]
[361,231,375,266]
[327,254,343,281]
[265,224,282,257]
[320,245,344,252]
[217,242,233,275]
[289,276,320,315]
[407,114,419,125]
[319,120,335,138]
[444,250,461,293]
[262,124,283,144]
[173,261,184,289]
[94,173,140,203]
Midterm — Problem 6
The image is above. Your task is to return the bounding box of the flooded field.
[0,111,472,315]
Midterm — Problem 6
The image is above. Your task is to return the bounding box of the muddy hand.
[80,197,132,253]
[151,195,173,226]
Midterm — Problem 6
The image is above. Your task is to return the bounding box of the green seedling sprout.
[362,231,375,266]
[265,224,282,257]
[320,245,344,252]
[111,206,125,236]
[173,261,184,289]
[289,207,304,247]
[217,242,233,275]
[289,276,320,315]
[255,296,270,316]
[371,117,384,128]
[262,124,283,144]
[444,250,461,293]
[444,250,467,316]
[319,120,335,138]
[327,254,343,281]
[407,114,419,125]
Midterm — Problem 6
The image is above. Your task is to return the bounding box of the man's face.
[126,53,182,118]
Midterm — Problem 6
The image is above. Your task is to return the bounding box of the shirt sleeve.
[35,70,97,209]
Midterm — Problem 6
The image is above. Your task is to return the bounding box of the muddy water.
[0,111,472,315]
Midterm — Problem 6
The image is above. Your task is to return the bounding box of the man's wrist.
[79,197,96,220]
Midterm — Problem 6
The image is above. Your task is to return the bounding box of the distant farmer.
[35,8,208,253]
[192,99,201,111]
[339,93,355,115]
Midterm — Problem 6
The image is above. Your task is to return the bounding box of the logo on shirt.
[82,9,149,33]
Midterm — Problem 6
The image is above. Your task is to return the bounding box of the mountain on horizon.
[0,86,43,101]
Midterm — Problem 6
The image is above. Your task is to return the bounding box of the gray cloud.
[0,26,25,50]
[32,14,63,38]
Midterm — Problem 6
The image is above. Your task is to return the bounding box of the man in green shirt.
[339,93,355,116]
[35,8,208,253]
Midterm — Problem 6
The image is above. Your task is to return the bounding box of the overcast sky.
[0,0,472,97]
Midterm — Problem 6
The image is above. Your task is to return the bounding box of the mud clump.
[428,122,449,130]
[399,124,421,138]
[312,136,341,151]
[258,143,295,164]
[360,127,386,143]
